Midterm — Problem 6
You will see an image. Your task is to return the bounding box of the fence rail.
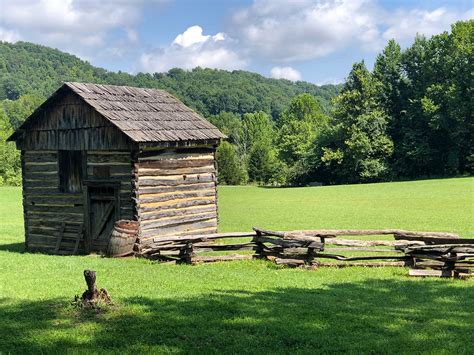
[138,227,473,277]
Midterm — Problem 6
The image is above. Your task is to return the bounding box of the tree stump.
[80,270,111,306]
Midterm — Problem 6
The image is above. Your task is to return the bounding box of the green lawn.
[0,178,473,353]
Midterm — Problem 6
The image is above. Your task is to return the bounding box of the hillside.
[0,41,340,118]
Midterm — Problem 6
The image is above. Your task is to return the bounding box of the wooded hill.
[0,20,472,186]
[0,41,340,118]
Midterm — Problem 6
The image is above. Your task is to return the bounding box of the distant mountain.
[0,41,341,118]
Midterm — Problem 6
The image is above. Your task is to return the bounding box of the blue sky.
[0,0,472,85]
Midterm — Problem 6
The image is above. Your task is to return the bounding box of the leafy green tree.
[0,94,43,185]
[247,142,279,185]
[277,94,328,183]
[216,141,247,185]
[208,111,244,149]
[242,111,274,153]
[309,62,394,183]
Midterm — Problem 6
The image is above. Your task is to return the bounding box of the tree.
[216,141,247,185]
[308,62,394,184]
[208,111,244,151]
[0,94,43,185]
[247,142,280,185]
[242,111,274,153]
[277,94,328,183]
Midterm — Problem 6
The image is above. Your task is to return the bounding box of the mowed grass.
[0,178,473,354]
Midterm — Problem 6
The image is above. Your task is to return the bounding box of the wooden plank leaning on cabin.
[135,147,219,246]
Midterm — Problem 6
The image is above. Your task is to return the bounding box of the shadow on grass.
[1,279,473,353]
[0,242,24,253]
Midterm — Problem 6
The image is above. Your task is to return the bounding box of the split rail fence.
[139,227,474,277]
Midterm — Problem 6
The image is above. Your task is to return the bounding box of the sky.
[0,0,472,85]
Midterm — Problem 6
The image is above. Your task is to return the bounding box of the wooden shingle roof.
[64,82,225,142]
[9,82,225,144]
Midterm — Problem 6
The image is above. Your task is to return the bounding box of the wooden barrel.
[107,220,139,257]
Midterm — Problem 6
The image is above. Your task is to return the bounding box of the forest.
[0,20,472,186]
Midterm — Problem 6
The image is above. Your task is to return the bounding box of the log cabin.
[8,82,225,255]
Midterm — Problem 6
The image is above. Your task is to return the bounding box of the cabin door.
[84,182,120,253]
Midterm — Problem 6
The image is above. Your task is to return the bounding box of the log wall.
[22,150,134,253]
[135,147,218,245]
[22,150,83,253]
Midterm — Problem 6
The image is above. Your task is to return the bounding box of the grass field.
[0,178,473,353]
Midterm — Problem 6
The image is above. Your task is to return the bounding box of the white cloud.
[0,0,163,57]
[0,27,19,42]
[230,0,472,62]
[140,25,246,72]
[231,0,383,62]
[382,7,473,43]
[172,25,225,48]
[270,66,301,81]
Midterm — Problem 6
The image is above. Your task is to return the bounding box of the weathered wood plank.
[191,254,252,263]
[138,173,216,186]
[141,212,218,231]
[136,158,214,170]
[409,269,454,277]
[138,189,215,204]
[138,182,215,195]
[253,226,460,239]
[140,205,216,221]
[138,166,215,176]
[140,219,218,239]
[139,197,216,212]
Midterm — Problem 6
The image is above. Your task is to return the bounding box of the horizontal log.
[253,226,460,239]
[254,236,316,249]
[138,182,215,195]
[394,235,472,244]
[87,150,130,156]
[274,258,305,266]
[24,172,59,180]
[193,243,256,253]
[409,269,454,277]
[191,254,252,264]
[259,250,310,261]
[24,179,59,188]
[314,253,409,261]
[139,219,218,239]
[138,189,215,204]
[314,261,410,267]
[414,260,474,268]
[138,173,215,186]
[140,205,216,221]
[26,205,83,213]
[140,227,219,244]
[24,152,57,162]
[139,197,216,212]
[25,164,57,173]
[140,212,217,231]
[138,166,215,177]
[324,247,403,253]
[23,186,59,194]
[27,215,83,224]
[136,158,214,169]
[253,227,331,242]
[150,231,257,244]
[327,238,424,247]
[139,151,214,161]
